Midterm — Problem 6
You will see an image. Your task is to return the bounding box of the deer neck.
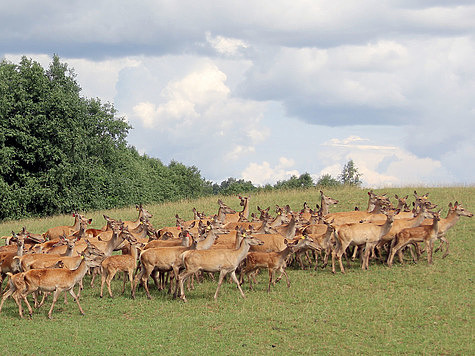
[135,224,149,240]
[320,197,331,216]
[279,245,294,260]
[16,242,24,257]
[379,216,394,237]
[240,198,250,220]
[282,217,297,239]
[216,207,227,222]
[72,258,90,282]
[440,211,459,233]
[197,231,217,250]
[130,244,139,262]
[235,239,253,265]
[271,214,285,228]
[62,244,74,257]
[105,231,125,256]
[410,208,427,228]
[71,214,81,230]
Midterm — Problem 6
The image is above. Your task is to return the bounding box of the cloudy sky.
[2,1,474,187]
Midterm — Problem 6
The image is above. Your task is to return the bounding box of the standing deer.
[178,233,263,302]
[387,210,441,267]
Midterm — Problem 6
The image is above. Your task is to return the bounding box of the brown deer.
[421,201,473,258]
[241,237,320,292]
[387,210,441,267]
[223,195,251,226]
[331,210,398,273]
[178,233,263,302]
[132,230,196,299]
[100,234,143,298]
[0,260,65,319]
[43,213,91,240]
[18,253,102,319]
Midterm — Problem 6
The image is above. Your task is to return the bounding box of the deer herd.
[0,192,472,319]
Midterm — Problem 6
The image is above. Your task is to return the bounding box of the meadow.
[0,186,473,355]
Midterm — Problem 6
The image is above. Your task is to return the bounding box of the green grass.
[0,186,473,355]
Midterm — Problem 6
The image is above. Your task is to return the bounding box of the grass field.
[0,186,473,355]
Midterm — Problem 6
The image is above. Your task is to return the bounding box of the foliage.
[0,56,211,220]
[338,159,362,186]
[212,177,257,195]
[273,172,314,190]
[316,173,341,187]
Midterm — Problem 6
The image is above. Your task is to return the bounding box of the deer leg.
[47,289,62,319]
[69,288,85,316]
[128,270,135,297]
[351,245,359,261]
[441,237,449,258]
[427,240,434,265]
[178,270,196,302]
[230,270,245,299]
[213,270,228,300]
[100,272,107,298]
[106,271,116,298]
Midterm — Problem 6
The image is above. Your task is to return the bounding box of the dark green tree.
[273,173,314,189]
[0,56,211,220]
[213,177,256,195]
[316,173,341,187]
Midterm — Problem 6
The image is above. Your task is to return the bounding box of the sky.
[1,0,474,187]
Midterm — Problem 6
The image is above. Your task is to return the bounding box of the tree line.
[0,56,361,221]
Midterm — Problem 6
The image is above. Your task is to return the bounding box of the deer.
[43,212,91,241]
[223,195,251,226]
[17,253,102,319]
[324,191,390,225]
[132,229,196,299]
[331,210,398,273]
[0,260,65,319]
[144,223,194,249]
[178,232,264,302]
[421,201,473,258]
[241,237,320,292]
[100,234,144,298]
[117,204,153,230]
[387,210,441,267]
[0,236,25,291]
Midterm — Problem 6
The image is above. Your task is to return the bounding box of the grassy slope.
[0,186,473,355]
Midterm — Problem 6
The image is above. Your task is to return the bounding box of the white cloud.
[225,145,255,161]
[241,157,299,185]
[206,32,249,56]
[317,136,454,187]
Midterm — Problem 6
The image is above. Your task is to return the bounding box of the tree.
[212,177,256,195]
[273,173,314,189]
[316,174,341,187]
[0,56,212,220]
[338,159,362,186]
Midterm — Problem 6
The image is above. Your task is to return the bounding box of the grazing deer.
[178,232,263,302]
[387,210,441,267]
